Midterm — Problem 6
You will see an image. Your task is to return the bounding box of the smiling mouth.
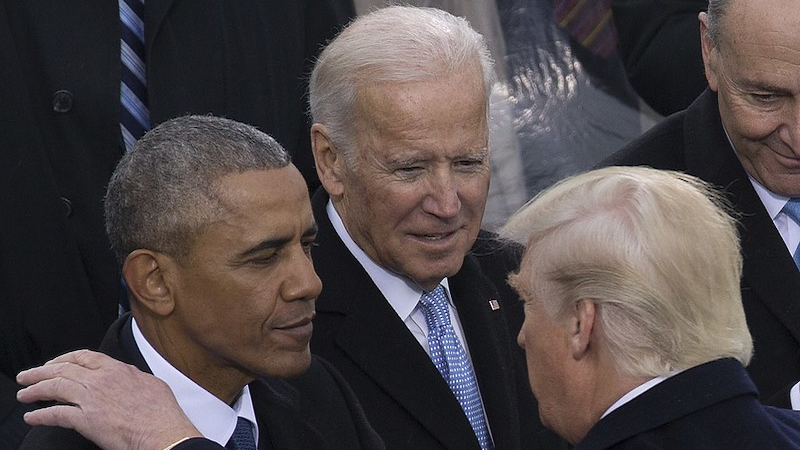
[415,229,460,241]
[275,314,314,331]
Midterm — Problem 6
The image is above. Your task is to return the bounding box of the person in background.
[16,115,383,450]
[612,0,708,115]
[603,0,800,407]
[501,166,800,449]
[307,5,565,450]
[0,2,353,447]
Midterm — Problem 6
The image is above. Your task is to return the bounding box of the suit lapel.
[449,256,520,450]
[249,380,331,450]
[98,314,152,374]
[311,190,480,449]
[682,91,800,346]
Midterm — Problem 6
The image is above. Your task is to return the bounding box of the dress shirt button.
[52,90,73,113]
[59,197,74,218]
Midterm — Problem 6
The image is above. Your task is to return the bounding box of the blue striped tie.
[119,0,150,150]
[783,198,800,270]
[420,285,493,450]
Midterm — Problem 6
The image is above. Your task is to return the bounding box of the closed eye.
[455,158,486,171]
[750,93,780,103]
[394,166,425,179]
[247,253,279,266]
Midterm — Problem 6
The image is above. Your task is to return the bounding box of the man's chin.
[409,261,465,290]
[261,351,312,379]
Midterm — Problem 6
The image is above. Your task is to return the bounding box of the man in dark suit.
[603,0,800,407]
[501,166,800,449]
[0,2,351,445]
[16,116,383,450]
[307,6,564,450]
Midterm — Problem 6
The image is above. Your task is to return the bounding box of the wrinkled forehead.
[718,0,800,48]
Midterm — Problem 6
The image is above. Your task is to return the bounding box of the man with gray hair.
[307,5,562,450]
[17,115,383,450]
[603,0,800,407]
[502,166,800,449]
[17,6,564,449]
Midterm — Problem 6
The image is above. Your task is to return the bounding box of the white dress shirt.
[600,375,669,419]
[749,178,800,410]
[750,177,800,256]
[326,200,473,357]
[132,319,259,445]
[326,200,493,430]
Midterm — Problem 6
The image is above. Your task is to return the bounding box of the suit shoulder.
[285,356,366,415]
[765,406,800,441]
[283,356,385,450]
[20,425,100,450]
[469,230,522,279]
[601,111,688,171]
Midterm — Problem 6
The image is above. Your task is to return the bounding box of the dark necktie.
[226,417,257,450]
[554,0,618,58]
[782,198,800,270]
[419,285,493,450]
[119,0,150,150]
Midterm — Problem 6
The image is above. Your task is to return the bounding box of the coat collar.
[576,359,758,450]
[310,188,520,449]
[681,90,800,346]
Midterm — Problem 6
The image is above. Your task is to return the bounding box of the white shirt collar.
[723,126,798,253]
[326,200,452,320]
[132,319,258,445]
[749,175,790,220]
[748,174,800,256]
[724,123,792,218]
[600,375,669,419]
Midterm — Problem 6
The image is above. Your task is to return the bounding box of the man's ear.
[570,299,596,360]
[699,12,720,92]
[122,249,176,317]
[310,123,345,197]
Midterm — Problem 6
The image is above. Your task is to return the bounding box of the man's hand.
[17,350,202,450]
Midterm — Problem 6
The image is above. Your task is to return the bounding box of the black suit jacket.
[611,0,708,115]
[603,89,800,407]
[20,315,384,450]
[308,189,566,450]
[575,358,800,449]
[0,0,351,429]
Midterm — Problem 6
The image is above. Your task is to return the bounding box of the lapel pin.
[489,299,500,311]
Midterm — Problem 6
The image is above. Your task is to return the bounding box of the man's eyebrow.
[737,77,789,94]
[236,237,291,260]
[236,223,318,259]
[303,222,319,239]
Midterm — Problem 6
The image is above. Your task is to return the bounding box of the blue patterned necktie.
[419,285,493,450]
[119,0,150,150]
[782,198,800,270]
[226,417,257,450]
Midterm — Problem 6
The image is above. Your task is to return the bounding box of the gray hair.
[501,166,752,377]
[705,0,730,48]
[105,115,292,263]
[308,5,495,155]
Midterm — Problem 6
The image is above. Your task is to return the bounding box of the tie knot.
[227,417,256,450]
[419,285,451,329]
[783,198,800,224]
